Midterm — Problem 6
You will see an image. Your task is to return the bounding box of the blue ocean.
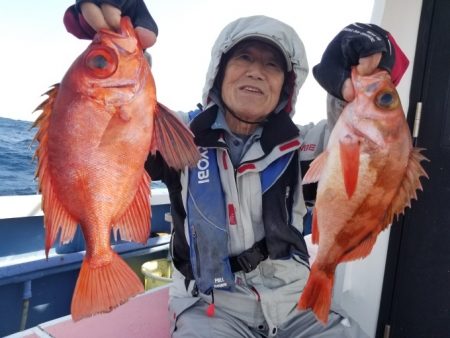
[0,117,165,196]
[0,117,38,196]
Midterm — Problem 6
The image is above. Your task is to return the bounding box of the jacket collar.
[190,105,299,155]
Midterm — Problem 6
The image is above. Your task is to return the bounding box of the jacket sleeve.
[297,120,330,162]
[296,120,330,204]
[326,93,347,131]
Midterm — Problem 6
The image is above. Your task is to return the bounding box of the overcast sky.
[0,0,374,125]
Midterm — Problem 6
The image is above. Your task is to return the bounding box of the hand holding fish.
[313,22,409,101]
[64,0,158,49]
[341,52,382,101]
[297,68,428,324]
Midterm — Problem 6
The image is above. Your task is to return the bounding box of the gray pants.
[171,298,369,338]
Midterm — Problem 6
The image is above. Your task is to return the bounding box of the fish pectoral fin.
[114,171,151,244]
[339,234,377,262]
[339,136,360,199]
[385,147,429,227]
[153,102,201,169]
[302,151,329,184]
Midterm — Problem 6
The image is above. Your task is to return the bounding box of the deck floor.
[8,286,170,338]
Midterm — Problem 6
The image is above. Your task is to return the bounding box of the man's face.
[221,41,286,123]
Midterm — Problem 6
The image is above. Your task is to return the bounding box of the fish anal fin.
[71,251,144,321]
[302,151,328,184]
[114,171,151,244]
[298,264,334,324]
[153,102,201,169]
[311,207,319,244]
[339,234,377,263]
[385,147,429,226]
[339,136,360,199]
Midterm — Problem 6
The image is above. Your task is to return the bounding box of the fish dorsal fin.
[384,147,429,227]
[339,234,377,263]
[153,102,201,169]
[33,85,78,257]
[339,135,360,199]
[113,171,151,243]
[302,151,329,184]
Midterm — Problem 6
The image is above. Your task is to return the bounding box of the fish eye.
[85,47,118,79]
[375,90,399,110]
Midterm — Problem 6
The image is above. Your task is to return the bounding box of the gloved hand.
[63,0,158,49]
[313,23,409,101]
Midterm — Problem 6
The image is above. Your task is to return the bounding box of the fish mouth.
[100,80,137,89]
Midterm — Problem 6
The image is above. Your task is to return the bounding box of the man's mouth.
[240,86,263,94]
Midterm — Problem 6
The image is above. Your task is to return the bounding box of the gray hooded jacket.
[166,15,338,337]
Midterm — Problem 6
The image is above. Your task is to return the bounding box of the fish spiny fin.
[339,136,360,199]
[32,85,78,257]
[339,234,377,262]
[311,207,319,244]
[153,102,201,169]
[298,264,334,324]
[42,187,78,257]
[71,251,144,321]
[113,171,151,243]
[302,152,328,184]
[384,148,429,228]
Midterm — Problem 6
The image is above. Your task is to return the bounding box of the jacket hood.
[202,15,309,117]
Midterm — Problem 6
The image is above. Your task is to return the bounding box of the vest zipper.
[191,227,202,278]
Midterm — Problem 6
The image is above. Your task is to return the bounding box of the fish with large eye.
[298,68,428,324]
[84,46,118,78]
[375,89,399,110]
[33,17,200,321]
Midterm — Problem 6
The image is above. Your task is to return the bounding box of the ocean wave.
[0,117,166,196]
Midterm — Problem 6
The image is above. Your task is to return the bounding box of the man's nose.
[245,61,265,79]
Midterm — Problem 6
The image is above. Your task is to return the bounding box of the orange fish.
[33,17,199,321]
[298,69,428,323]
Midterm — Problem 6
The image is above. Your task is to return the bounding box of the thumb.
[356,53,382,75]
[342,78,355,102]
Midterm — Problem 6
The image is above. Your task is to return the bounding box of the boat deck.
[7,286,170,338]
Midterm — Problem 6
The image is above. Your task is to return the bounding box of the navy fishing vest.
[187,147,294,294]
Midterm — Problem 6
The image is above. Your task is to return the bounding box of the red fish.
[298,69,428,323]
[33,17,199,321]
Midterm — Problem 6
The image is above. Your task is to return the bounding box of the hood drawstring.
[206,289,215,317]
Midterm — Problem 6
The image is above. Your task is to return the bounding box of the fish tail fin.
[71,251,144,321]
[298,264,334,324]
[153,102,200,169]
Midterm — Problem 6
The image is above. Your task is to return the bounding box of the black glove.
[313,23,395,100]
